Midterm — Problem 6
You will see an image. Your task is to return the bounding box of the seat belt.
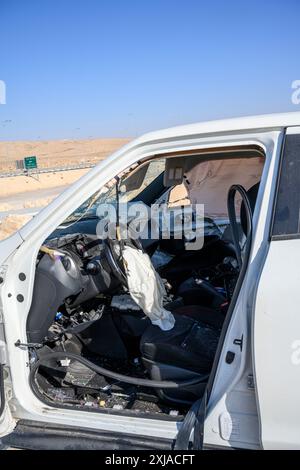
[174,389,207,450]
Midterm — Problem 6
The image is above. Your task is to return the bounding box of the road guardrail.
[0,162,95,178]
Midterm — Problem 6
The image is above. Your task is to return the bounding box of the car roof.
[135,111,300,145]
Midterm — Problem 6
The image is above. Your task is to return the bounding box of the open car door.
[253,127,300,449]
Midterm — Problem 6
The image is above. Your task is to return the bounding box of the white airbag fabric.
[123,246,175,331]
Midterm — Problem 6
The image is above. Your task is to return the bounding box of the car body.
[1,112,300,450]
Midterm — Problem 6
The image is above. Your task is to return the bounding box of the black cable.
[30,352,207,390]
[227,184,253,270]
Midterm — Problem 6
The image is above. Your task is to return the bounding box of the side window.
[272,133,300,238]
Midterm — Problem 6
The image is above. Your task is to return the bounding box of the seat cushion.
[177,277,227,310]
[141,312,222,374]
[173,304,224,329]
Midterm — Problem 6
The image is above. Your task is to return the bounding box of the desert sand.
[0,138,130,172]
[0,169,89,208]
[0,138,129,240]
[0,214,32,241]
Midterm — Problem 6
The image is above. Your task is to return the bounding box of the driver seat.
[140,182,260,405]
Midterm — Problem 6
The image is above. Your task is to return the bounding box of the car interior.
[25,148,264,420]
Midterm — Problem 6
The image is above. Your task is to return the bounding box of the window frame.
[271,130,300,241]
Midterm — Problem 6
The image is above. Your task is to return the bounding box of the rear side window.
[272,133,300,238]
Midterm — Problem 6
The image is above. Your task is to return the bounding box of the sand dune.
[0,138,130,172]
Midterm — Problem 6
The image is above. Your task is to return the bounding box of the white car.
[1,112,300,450]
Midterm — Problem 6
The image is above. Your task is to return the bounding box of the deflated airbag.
[123,246,175,331]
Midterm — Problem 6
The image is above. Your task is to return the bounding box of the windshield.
[61,159,166,225]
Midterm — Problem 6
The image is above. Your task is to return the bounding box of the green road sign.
[24,156,37,170]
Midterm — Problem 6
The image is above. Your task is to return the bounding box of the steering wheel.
[102,222,144,286]
[227,184,253,270]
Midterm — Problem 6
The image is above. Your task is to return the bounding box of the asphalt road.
[1,184,68,209]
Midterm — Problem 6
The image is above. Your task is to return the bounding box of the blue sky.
[0,0,300,140]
